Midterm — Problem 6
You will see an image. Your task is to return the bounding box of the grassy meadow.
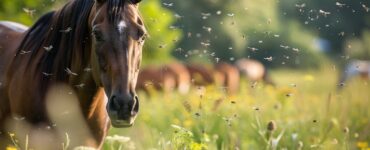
[1,0,370,149]
[103,68,370,150]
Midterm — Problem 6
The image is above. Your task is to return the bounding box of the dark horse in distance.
[0,0,147,148]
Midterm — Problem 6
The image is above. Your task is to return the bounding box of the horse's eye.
[92,29,105,42]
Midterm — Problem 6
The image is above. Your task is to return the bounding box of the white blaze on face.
[117,20,127,33]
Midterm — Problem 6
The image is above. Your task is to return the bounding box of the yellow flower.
[303,74,315,81]
[6,146,18,150]
[173,118,180,124]
[8,132,15,137]
[190,142,207,150]
[357,141,368,149]
[183,119,193,128]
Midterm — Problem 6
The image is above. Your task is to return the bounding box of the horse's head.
[89,0,146,127]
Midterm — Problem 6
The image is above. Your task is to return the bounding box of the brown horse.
[186,63,215,86]
[0,0,146,148]
[137,66,176,94]
[161,62,191,94]
[235,58,275,85]
[214,62,240,95]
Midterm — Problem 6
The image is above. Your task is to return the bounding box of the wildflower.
[330,118,339,126]
[190,142,207,150]
[171,124,193,136]
[171,124,184,130]
[267,120,277,131]
[105,135,131,143]
[291,133,298,141]
[354,133,359,138]
[357,141,368,149]
[8,132,15,137]
[203,133,210,142]
[343,127,349,134]
[184,119,193,128]
[298,141,303,148]
[213,134,219,141]
[73,146,97,150]
[271,138,279,148]
[303,74,315,81]
[6,146,17,150]
[266,120,277,141]
[173,118,181,124]
[331,138,338,144]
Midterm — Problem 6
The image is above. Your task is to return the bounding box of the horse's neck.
[67,44,104,117]
[71,69,102,117]
[74,52,109,134]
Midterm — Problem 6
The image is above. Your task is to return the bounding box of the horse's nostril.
[134,95,139,103]
[133,95,139,113]
[109,94,139,118]
[110,96,120,110]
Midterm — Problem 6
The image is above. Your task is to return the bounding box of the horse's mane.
[9,0,127,83]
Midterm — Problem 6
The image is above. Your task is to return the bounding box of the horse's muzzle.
[107,94,139,128]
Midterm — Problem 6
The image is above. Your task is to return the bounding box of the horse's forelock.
[106,0,143,24]
[107,0,125,24]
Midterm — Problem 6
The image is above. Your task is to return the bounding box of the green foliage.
[223,0,327,68]
[0,0,55,25]
[171,125,207,150]
[165,0,236,63]
[280,0,370,55]
[344,30,370,60]
[166,0,328,68]
[139,0,182,66]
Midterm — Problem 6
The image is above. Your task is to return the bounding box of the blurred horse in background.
[138,61,272,95]
[186,63,215,86]
[214,62,240,95]
[161,62,191,94]
[137,66,176,94]
[137,62,190,95]
[137,60,275,95]
[0,0,146,148]
[338,59,370,89]
[235,58,275,86]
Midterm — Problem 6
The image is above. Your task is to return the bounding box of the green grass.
[105,69,370,150]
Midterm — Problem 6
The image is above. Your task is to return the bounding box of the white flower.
[105,135,131,143]
[291,133,298,141]
[73,146,97,150]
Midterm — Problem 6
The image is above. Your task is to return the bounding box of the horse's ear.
[130,0,142,4]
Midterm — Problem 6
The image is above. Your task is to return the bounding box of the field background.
[1,0,370,149]
[105,68,370,149]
